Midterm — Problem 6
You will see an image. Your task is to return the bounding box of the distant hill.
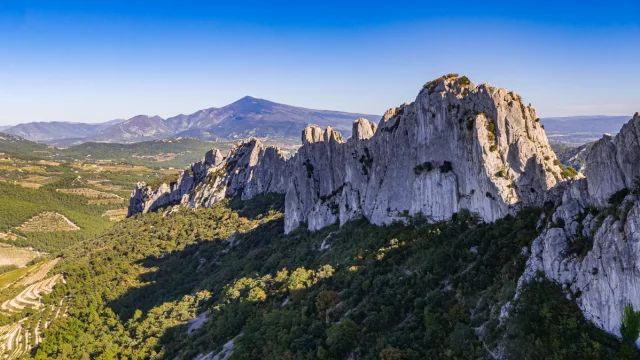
[551,142,595,172]
[541,115,630,146]
[0,133,230,168]
[87,115,173,143]
[2,97,380,145]
[3,119,124,143]
[0,132,51,158]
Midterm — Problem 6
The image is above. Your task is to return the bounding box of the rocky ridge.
[127,76,640,343]
[518,112,640,341]
[128,75,565,234]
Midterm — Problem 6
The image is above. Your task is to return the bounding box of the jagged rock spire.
[129,75,564,234]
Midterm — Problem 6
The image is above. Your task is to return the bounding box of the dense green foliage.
[30,196,638,359]
[621,304,640,343]
[0,181,116,252]
[502,278,636,359]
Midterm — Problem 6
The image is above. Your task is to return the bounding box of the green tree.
[326,319,358,357]
[620,303,640,343]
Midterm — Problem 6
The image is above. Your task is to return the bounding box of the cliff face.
[283,77,563,232]
[127,76,640,342]
[519,113,640,340]
[586,113,640,206]
[128,76,564,233]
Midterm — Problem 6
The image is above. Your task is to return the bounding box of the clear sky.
[0,1,638,125]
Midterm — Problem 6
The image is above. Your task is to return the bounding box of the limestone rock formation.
[519,113,640,340]
[129,75,564,235]
[586,112,640,206]
[127,76,640,343]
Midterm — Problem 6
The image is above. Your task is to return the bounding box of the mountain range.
[1,97,380,146]
[1,98,630,148]
[541,115,630,145]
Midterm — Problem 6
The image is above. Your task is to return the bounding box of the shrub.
[414,161,434,175]
[326,319,358,356]
[609,188,630,206]
[561,166,579,179]
[440,161,453,173]
[496,169,506,178]
[458,76,471,86]
[146,171,180,190]
[621,303,640,343]
[489,145,498,152]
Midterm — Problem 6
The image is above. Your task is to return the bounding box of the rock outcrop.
[586,113,640,206]
[128,76,640,342]
[519,112,640,341]
[129,75,565,233]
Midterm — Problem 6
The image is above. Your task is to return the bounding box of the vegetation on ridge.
[27,195,639,359]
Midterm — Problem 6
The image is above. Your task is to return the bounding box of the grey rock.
[519,113,640,341]
[586,112,640,206]
[129,76,564,236]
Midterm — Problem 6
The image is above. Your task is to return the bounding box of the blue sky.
[0,1,638,125]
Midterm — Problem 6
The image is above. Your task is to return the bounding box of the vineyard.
[0,259,65,359]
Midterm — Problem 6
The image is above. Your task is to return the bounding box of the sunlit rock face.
[282,76,561,233]
[129,75,563,234]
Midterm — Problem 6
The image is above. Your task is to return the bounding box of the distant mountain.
[168,96,379,141]
[3,97,380,145]
[541,115,630,146]
[0,132,51,158]
[3,119,125,144]
[0,126,10,132]
[87,115,173,143]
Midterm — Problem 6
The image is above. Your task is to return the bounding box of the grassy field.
[0,266,34,289]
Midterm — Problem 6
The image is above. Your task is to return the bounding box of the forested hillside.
[30,195,639,359]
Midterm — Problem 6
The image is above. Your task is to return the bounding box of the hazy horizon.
[1,1,639,125]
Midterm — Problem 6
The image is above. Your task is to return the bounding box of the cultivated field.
[0,259,66,359]
[103,208,128,222]
[56,187,124,204]
[16,212,80,232]
[0,245,39,268]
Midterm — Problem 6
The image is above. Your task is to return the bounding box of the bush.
[620,303,640,343]
[459,76,471,86]
[326,319,358,356]
[146,171,181,190]
[561,166,579,179]
[440,161,453,173]
[414,162,434,175]
[489,145,498,152]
